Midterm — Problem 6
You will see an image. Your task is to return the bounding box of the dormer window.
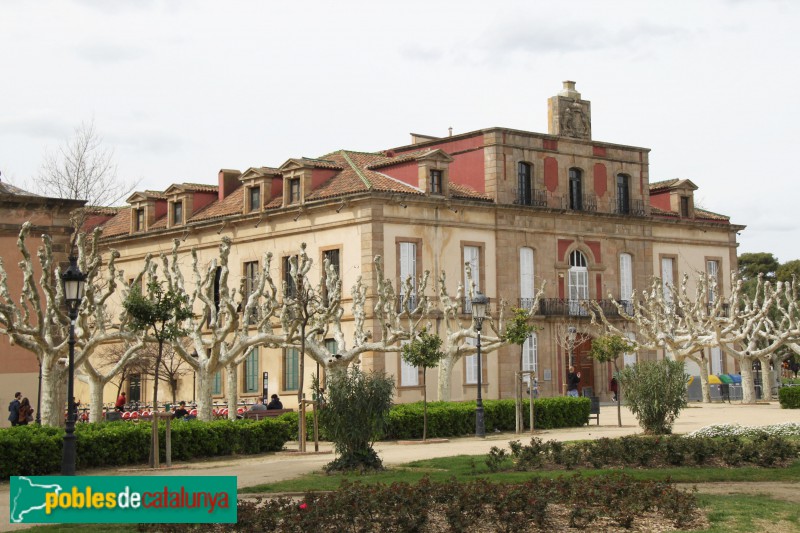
[172,201,183,225]
[430,170,443,195]
[680,196,690,217]
[289,178,301,204]
[248,186,261,213]
[135,208,145,232]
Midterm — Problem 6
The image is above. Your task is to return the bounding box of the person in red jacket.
[115,392,127,412]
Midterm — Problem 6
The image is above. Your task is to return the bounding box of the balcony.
[512,188,549,208]
[533,298,633,318]
[562,194,597,213]
[610,198,647,217]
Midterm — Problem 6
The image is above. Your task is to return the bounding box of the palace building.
[81,81,743,409]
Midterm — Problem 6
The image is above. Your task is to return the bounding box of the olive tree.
[617,359,688,434]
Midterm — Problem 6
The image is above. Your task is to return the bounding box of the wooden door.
[574,340,595,396]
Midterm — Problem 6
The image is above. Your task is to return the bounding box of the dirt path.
[683,482,800,503]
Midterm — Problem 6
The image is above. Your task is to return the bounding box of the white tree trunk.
[740,362,757,404]
[195,366,215,421]
[437,355,455,401]
[40,362,66,427]
[697,358,712,403]
[226,364,239,421]
[87,375,106,423]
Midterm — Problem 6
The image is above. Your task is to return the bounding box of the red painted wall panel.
[393,135,483,155]
[596,274,602,299]
[558,277,565,299]
[544,157,559,192]
[593,163,607,197]
[381,160,418,187]
[593,146,606,157]
[650,191,671,211]
[450,148,485,193]
[586,240,602,263]
[543,139,558,151]
[557,239,574,262]
[312,169,339,190]
[192,191,217,214]
[270,177,283,200]
[154,200,167,220]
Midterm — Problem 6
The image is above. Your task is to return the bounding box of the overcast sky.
[2,0,798,262]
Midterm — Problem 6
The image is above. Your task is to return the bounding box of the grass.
[22,526,137,533]
[240,455,800,493]
[687,494,800,532]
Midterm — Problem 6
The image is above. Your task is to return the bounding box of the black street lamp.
[61,256,86,476]
[471,291,489,438]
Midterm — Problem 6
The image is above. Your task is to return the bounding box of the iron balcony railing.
[512,188,549,208]
[562,194,597,213]
[521,298,634,317]
[610,198,647,216]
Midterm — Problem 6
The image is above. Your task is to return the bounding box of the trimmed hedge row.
[779,386,800,409]
[282,397,590,441]
[0,418,292,479]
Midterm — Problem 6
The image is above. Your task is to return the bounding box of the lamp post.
[471,291,489,438]
[61,256,86,476]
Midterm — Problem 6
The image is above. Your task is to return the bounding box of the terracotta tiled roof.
[142,190,167,198]
[694,208,730,222]
[179,183,219,193]
[149,217,167,230]
[191,186,243,221]
[648,179,680,192]
[101,208,131,237]
[449,182,491,201]
[83,206,123,216]
[0,180,38,196]
[306,151,423,200]
[299,158,344,170]
[650,206,677,218]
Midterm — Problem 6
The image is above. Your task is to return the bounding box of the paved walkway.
[2,401,797,531]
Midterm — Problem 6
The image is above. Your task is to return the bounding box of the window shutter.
[661,258,674,303]
[464,246,480,291]
[619,253,633,301]
[520,247,534,299]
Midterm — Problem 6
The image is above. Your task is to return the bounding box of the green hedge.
[282,398,589,441]
[0,418,292,479]
[384,398,589,439]
[779,387,800,409]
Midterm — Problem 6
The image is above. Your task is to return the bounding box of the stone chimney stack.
[548,80,592,140]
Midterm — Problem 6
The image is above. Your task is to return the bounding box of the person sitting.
[173,401,190,420]
[248,397,267,412]
[266,394,283,410]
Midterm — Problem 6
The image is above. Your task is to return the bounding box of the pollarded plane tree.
[591,274,717,403]
[164,237,287,421]
[713,273,800,402]
[289,254,431,377]
[0,224,142,425]
[435,265,546,402]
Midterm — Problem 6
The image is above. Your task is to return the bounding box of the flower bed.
[686,422,800,438]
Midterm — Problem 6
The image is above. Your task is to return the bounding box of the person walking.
[567,367,581,397]
[7,392,21,427]
[17,397,33,425]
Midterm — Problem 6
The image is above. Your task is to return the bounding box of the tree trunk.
[195,365,215,421]
[226,363,239,421]
[151,341,164,468]
[39,360,61,427]
[697,357,712,403]
[437,355,455,401]
[87,374,106,423]
[761,357,777,401]
[740,360,757,404]
[422,369,428,442]
[614,364,622,427]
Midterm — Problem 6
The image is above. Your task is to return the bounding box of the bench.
[587,396,600,425]
[242,408,294,420]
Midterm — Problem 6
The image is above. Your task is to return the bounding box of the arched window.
[616,174,630,214]
[517,162,532,205]
[568,250,588,316]
[569,168,583,210]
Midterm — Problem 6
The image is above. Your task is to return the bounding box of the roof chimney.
[218,169,241,200]
[559,80,581,99]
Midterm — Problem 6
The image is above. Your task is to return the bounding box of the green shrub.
[779,386,800,408]
[319,368,395,472]
[0,417,291,479]
[617,359,688,434]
